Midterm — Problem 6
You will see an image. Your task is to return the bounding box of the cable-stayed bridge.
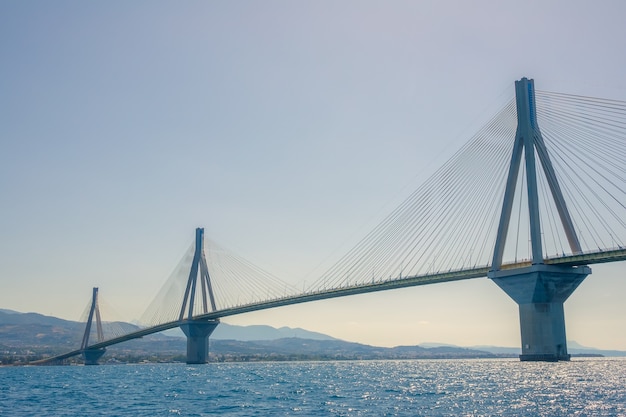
[33,78,626,365]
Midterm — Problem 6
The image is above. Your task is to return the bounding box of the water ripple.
[1,358,625,416]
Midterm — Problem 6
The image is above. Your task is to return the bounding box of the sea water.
[1,358,625,416]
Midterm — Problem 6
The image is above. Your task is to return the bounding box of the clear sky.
[1,1,625,349]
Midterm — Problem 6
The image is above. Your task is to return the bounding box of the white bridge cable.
[538,110,626,217]
[537,106,626,189]
[306,99,519,292]
[537,164,566,258]
[138,237,302,327]
[77,291,139,345]
[139,243,196,327]
[398,118,512,276]
[423,106,517,271]
[403,101,517,270]
[536,101,626,178]
[203,239,301,310]
[306,88,626,293]
[97,297,139,342]
[76,300,94,346]
[122,87,626,332]
[542,134,616,251]
[536,90,626,251]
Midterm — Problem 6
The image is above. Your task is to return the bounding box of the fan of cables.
[305,89,626,293]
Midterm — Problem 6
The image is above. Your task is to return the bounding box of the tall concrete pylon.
[178,228,220,364]
[488,78,591,361]
[81,287,106,365]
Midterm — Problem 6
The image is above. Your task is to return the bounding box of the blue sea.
[1,358,625,416]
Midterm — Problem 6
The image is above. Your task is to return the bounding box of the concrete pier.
[489,264,590,361]
[82,348,106,365]
[180,320,220,364]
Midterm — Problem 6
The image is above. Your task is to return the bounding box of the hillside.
[1,309,623,364]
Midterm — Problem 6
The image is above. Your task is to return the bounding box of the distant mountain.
[0,310,84,348]
[0,310,499,363]
[1,310,498,361]
[563,340,626,357]
[209,338,496,361]
[0,310,80,327]
[425,341,626,357]
[0,310,331,345]
[469,345,521,355]
[159,322,337,341]
[0,310,172,350]
[418,342,460,348]
[212,323,337,341]
[2,309,625,362]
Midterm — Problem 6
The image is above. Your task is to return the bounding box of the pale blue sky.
[1,1,625,349]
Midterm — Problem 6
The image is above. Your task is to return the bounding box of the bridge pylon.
[488,78,591,361]
[178,228,220,364]
[80,287,106,365]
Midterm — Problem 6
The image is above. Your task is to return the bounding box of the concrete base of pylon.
[489,264,591,362]
[82,348,106,365]
[180,319,220,364]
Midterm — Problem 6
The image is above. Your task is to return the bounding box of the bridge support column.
[489,264,590,361]
[180,320,219,364]
[82,348,106,365]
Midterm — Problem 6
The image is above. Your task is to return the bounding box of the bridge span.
[32,247,625,365]
[32,77,626,365]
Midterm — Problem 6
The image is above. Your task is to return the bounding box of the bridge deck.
[32,248,625,364]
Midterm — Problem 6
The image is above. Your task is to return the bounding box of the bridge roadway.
[33,248,626,364]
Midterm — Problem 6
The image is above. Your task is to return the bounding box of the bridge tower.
[80,287,106,365]
[488,78,591,361]
[178,228,220,364]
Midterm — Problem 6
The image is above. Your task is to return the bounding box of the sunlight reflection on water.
[1,358,625,416]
